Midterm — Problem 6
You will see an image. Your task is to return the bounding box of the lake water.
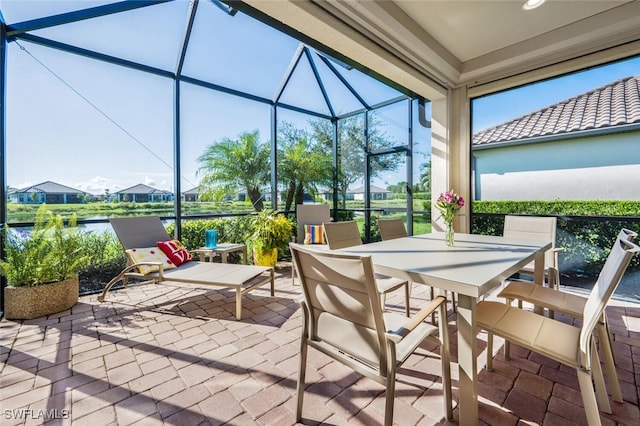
[10,217,174,236]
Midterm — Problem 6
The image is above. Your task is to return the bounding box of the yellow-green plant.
[0,206,90,287]
[249,210,294,253]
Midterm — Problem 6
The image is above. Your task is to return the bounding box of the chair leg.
[296,305,310,422]
[486,331,494,371]
[504,339,511,360]
[438,303,453,421]
[404,283,411,317]
[597,319,622,402]
[590,342,612,414]
[430,287,437,325]
[384,342,397,426]
[501,300,512,360]
[577,366,604,426]
[295,340,308,422]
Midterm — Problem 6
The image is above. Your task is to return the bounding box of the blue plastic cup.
[205,230,218,248]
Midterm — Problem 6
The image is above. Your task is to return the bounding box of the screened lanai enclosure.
[2,0,640,314]
[0,0,432,237]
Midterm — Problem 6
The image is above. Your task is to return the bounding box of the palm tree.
[278,122,332,211]
[418,158,431,193]
[197,130,270,211]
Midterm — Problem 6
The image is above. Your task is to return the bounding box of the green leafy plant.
[471,201,640,274]
[0,206,90,287]
[249,210,294,254]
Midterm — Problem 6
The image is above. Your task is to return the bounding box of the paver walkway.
[1,263,639,425]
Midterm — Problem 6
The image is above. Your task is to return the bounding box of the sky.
[2,0,409,195]
[472,55,640,133]
[1,0,639,196]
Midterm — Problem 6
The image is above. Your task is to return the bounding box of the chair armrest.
[550,247,564,269]
[403,295,446,331]
[387,296,446,342]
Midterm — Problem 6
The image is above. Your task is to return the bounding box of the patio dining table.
[337,232,551,425]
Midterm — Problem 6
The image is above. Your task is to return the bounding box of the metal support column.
[0,18,7,315]
[271,105,278,210]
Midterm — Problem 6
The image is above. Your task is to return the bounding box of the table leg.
[533,252,545,314]
[236,288,242,320]
[222,252,228,263]
[457,294,478,426]
[242,246,247,265]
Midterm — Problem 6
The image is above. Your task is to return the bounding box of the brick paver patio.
[1,263,639,425]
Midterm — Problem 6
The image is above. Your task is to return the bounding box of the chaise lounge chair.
[98,216,274,320]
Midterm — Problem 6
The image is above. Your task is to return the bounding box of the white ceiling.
[396,0,629,62]
[243,0,640,97]
[392,0,639,83]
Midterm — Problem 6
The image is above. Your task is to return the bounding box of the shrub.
[472,201,640,274]
[0,207,90,287]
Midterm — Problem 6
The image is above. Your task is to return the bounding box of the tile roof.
[349,184,390,193]
[473,75,640,146]
[14,180,85,194]
[115,183,171,195]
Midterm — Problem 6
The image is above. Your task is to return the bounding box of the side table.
[198,243,247,264]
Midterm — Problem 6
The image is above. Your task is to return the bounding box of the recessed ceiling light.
[522,0,546,10]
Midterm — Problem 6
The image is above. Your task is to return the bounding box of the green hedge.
[473,200,640,216]
[167,217,253,250]
[472,201,640,274]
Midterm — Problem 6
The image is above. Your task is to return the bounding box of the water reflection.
[11,217,175,235]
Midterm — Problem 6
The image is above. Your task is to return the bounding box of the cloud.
[74,176,131,194]
[75,176,110,194]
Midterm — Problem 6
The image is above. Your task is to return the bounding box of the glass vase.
[445,220,454,247]
[205,229,218,248]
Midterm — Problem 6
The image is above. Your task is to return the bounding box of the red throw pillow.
[157,239,192,266]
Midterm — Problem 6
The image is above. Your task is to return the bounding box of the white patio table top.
[338,232,551,425]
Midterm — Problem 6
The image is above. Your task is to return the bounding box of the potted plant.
[249,210,294,267]
[0,207,90,319]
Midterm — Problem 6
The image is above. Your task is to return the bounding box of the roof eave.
[472,122,640,151]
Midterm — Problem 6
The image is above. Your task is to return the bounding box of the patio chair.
[290,244,452,426]
[377,218,409,241]
[503,215,563,291]
[324,221,411,316]
[98,216,274,320]
[477,236,640,426]
[291,204,331,284]
[497,227,638,404]
[377,218,456,323]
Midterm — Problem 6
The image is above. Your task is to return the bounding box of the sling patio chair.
[497,227,638,405]
[477,235,640,426]
[98,216,274,320]
[323,220,411,316]
[502,215,564,292]
[290,244,453,426]
[291,204,331,285]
